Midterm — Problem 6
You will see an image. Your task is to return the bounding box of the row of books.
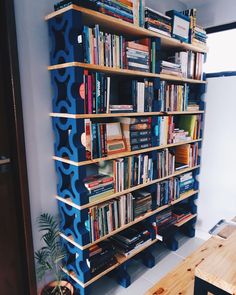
[144,7,172,37]
[82,25,156,72]
[83,115,201,160]
[175,143,199,169]
[113,154,153,192]
[161,51,204,81]
[86,189,152,242]
[158,82,190,112]
[156,171,195,207]
[82,69,202,114]
[83,71,155,114]
[157,115,201,146]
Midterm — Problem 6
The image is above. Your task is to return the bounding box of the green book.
[178,115,196,139]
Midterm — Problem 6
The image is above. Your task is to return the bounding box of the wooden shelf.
[60,189,199,250]
[175,213,197,227]
[53,139,202,167]
[56,165,200,210]
[48,62,207,85]
[45,5,208,54]
[62,238,159,288]
[48,62,158,77]
[50,111,204,119]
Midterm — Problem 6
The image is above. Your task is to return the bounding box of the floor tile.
[175,237,204,258]
[142,252,183,284]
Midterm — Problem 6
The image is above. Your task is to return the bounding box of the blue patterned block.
[48,10,84,65]
[53,117,86,162]
[62,238,91,284]
[59,201,90,246]
[51,66,85,114]
[55,160,89,206]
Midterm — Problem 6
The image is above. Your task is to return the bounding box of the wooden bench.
[145,236,230,295]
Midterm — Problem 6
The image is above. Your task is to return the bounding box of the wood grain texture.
[175,214,197,227]
[48,62,207,84]
[145,237,224,295]
[195,231,236,294]
[45,5,208,54]
[50,111,205,119]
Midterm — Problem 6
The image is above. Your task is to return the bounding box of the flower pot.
[40,280,74,295]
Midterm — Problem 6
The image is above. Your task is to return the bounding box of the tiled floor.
[90,234,205,295]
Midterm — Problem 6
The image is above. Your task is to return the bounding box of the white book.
[106,76,111,113]
[137,82,145,112]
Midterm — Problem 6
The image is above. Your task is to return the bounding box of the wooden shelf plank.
[48,62,158,77]
[48,62,207,84]
[59,189,199,250]
[45,5,208,54]
[50,111,204,119]
[175,214,197,227]
[62,238,159,288]
[56,165,200,210]
[53,139,202,167]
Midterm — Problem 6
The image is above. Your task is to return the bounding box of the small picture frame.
[166,10,190,43]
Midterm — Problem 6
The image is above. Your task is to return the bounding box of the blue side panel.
[55,161,89,206]
[51,66,85,114]
[53,117,86,162]
[48,10,84,65]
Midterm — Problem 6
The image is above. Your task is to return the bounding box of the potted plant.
[35,213,74,295]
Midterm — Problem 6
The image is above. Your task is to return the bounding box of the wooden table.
[194,230,236,295]
[145,228,236,295]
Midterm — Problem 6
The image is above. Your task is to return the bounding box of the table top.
[195,230,236,294]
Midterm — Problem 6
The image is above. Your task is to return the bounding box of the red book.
[88,74,92,114]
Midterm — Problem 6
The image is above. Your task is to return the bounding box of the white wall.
[13,0,58,252]
[196,76,236,238]
[184,0,236,28]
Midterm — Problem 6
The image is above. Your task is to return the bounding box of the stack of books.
[110,223,151,257]
[160,60,182,77]
[187,101,200,111]
[158,81,190,112]
[119,117,152,151]
[156,148,175,178]
[177,172,195,194]
[109,105,133,113]
[89,241,117,276]
[153,209,177,236]
[87,193,134,241]
[175,142,199,170]
[172,204,193,223]
[83,71,111,114]
[125,40,150,72]
[96,0,134,24]
[113,154,153,192]
[144,7,172,37]
[84,174,114,202]
[132,190,152,218]
[193,26,207,48]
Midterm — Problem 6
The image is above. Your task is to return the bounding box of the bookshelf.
[46,3,206,295]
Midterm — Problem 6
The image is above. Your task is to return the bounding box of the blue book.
[83,26,90,63]
[96,2,133,20]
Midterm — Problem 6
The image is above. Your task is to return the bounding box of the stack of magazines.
[161,61,182,77]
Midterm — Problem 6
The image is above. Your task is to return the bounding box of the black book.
[54,0,98,11]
